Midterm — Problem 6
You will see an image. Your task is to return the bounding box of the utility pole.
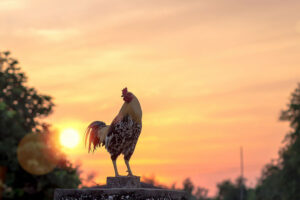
[240,146,244,200]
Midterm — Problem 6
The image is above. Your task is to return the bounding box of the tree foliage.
[215,177,248,200]
[256,83,300,200]
[181,178,211,200]
[0,51,81,200]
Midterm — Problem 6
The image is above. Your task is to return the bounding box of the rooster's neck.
[119,96,142,124]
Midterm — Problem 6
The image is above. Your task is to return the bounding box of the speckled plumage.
[105,115,142,161]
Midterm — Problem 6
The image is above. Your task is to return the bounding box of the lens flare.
[17,133,56,175]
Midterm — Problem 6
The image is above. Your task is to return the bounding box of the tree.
[256,83,300,200]
[0,51,81,200]
[215,177,247,200]
[182,178,210,200]
[183,178,195,196]
[194,186,209,200]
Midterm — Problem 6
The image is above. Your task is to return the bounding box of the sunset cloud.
[0,0,23,11]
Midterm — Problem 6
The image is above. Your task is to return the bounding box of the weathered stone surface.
[107,176,141,188]
[54,188,188,200]
[54,176,188,200]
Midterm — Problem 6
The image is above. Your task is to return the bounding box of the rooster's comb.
[122,87,128,95]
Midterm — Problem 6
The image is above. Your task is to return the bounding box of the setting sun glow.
[60,128,80,148]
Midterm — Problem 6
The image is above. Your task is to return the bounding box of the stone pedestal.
[107,176,141,188]
[54,176,187,200]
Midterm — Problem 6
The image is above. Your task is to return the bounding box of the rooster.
[85,88,142,176]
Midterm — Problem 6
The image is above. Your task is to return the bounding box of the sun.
[60,128,80,148]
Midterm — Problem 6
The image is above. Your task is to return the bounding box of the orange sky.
[1,0,300,196]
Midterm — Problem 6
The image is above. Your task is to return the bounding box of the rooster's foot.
[127,173,134,177]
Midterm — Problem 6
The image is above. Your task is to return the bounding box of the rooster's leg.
[112,159,120,177]
[125,159,133,176]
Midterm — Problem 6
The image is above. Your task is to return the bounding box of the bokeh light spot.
[17,133,56,175]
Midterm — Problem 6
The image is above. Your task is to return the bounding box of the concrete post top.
[107,176,141,188]
[54,176,188,200]
[54,188,188,200]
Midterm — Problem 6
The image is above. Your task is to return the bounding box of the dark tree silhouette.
[0,51,81,200]
[215,177,247,200]
[256,83,300,200]
[182,178,210,200]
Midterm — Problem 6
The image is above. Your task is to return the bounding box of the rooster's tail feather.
[85,121,107,153]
